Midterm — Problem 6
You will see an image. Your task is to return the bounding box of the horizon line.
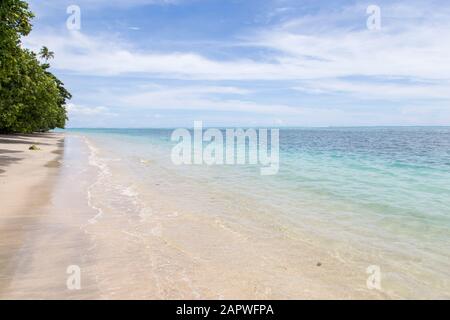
[62,125,450,130]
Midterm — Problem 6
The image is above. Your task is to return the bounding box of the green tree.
[39,46,54,62]
[0,0,70,133]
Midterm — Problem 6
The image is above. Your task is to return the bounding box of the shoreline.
[1,131,446,299]
[0,132,379,299]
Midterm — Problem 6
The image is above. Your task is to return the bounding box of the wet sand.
[0,133,97,299]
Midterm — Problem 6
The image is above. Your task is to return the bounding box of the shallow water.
[64,127,450,298]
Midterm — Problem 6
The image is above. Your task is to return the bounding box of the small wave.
[82,137,156,225]
[84,137,110,224]
[121,186,139,197]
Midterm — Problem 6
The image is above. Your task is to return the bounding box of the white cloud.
[107,85,305,114]
[24,1,450,125]
[25,4,450,84]
[67,103,117,116]
[293,79,450,100]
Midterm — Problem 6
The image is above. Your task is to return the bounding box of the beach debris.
[316,262,322,267]
[29,145,40,151]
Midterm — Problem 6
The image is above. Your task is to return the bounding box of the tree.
[39,46,54,62]
[0,0,70,133]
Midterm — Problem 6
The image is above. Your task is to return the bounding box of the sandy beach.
[0,132,393,300]
[0,133,62,295]
[0,133,98,299]
[2,131,448,300]
[1,130,449,300]
[3,130,448,300]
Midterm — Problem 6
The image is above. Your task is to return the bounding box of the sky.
[24,0,450,128]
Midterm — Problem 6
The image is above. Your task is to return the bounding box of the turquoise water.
[68,127,450,297]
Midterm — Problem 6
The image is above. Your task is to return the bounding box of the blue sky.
[25,0,450,127]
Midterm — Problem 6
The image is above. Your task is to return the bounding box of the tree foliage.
[0,0,70,133]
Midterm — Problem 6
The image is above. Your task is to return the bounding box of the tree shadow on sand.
[0,155,24,171]
[0,149,24,155]
[0,138,51,146]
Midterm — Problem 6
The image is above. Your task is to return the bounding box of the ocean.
[65,127,450,298]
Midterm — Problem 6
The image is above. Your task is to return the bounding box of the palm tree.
[39,46,54,61]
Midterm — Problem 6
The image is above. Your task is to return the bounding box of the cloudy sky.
[25,0,450,127]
